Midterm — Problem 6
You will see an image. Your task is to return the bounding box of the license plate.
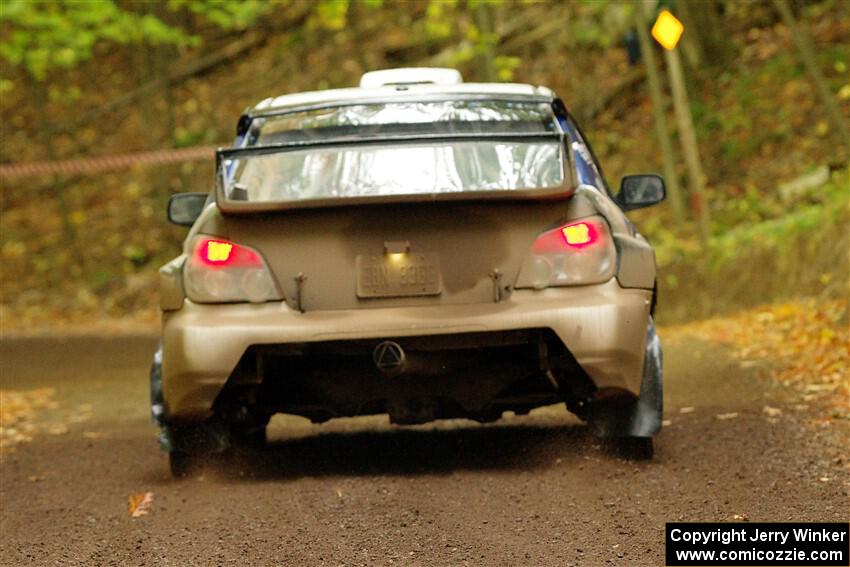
[356,253,441,298]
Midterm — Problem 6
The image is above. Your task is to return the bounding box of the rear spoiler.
[215,132,576,213]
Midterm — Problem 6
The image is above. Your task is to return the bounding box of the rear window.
[224,100,565,204]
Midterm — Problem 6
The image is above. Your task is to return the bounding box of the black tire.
[165,421,222,477]
[614,437,654,460]
[230,411,270,450]
[169,451,196,478]
[231,424,267,450]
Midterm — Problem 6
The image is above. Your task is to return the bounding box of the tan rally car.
[151,68,666,476]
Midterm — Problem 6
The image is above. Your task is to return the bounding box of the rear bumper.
[161,279,652,420]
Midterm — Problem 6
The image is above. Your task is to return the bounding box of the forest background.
[0,0,848,329]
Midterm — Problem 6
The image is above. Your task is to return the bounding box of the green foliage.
[122,244,149,267]
[173,126,206,148]
[652,171,849,323]
[424,0,457,40]
[654,168,849,272]
[169,0,273,30]
[304,0,384,33]
[0,0,641,85]
[568,1,633,48]
[0,0,195,80]
[495,55,520,81]
[310,0,350,31]
[0,0,280,81]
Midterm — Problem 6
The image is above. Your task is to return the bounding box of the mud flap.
[589,317,663,438]
[150,343,231,453]
[149,343,176,451]
[150,343,165,427]
[160,421,231,454]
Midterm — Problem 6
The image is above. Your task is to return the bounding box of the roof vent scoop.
[359,68,464,88]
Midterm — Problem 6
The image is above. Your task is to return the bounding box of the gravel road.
[1,334,847,566]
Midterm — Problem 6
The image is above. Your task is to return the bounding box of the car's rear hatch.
[217,97,577,311]
[224,198,573,311]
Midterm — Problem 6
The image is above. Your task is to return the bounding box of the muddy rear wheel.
[169,451,197,478]
[163,421,228,477]
[612,437,654,460]
[230,423,267,450]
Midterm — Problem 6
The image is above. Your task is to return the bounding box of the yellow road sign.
[651,10,684,51]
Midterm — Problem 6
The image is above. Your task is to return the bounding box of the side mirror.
[167,193,208,227]
[616,174,666,211]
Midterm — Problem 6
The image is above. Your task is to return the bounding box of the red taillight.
[197,238,261,267]
[561,221,597,248]
[185,235,279,303]
[532,220,601,254]
[519,215,616,289]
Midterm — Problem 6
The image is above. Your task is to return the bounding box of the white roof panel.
[359,67,464,87]
[252,82,555,114]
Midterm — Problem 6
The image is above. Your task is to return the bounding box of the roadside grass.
[663,297,849,422]
[655,167,849,323]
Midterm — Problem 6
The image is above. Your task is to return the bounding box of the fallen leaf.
[68,414,92,424]
[763,406,782,417]
[664,299,848,419]
[804,383,837,393]
[47,424,69,435]
[128,491,154,517]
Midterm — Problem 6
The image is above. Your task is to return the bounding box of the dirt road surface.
[1,333,847,566]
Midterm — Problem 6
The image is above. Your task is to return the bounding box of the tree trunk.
[773,0,850,151]
[136,46,170,198]
[679,0,734,67]
[475,2,497,82]
[664,47,710,244]
[673,0,704,69]
[635,4,684,222]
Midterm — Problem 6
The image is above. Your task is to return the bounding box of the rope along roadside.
[0,145,220,181]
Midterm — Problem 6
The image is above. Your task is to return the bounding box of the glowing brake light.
[532,219,603,254]
[562,222,596,248]
[518,215,616,289]
[185,236,278,303]
[197,238,261,267]
[205,240,233,264]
